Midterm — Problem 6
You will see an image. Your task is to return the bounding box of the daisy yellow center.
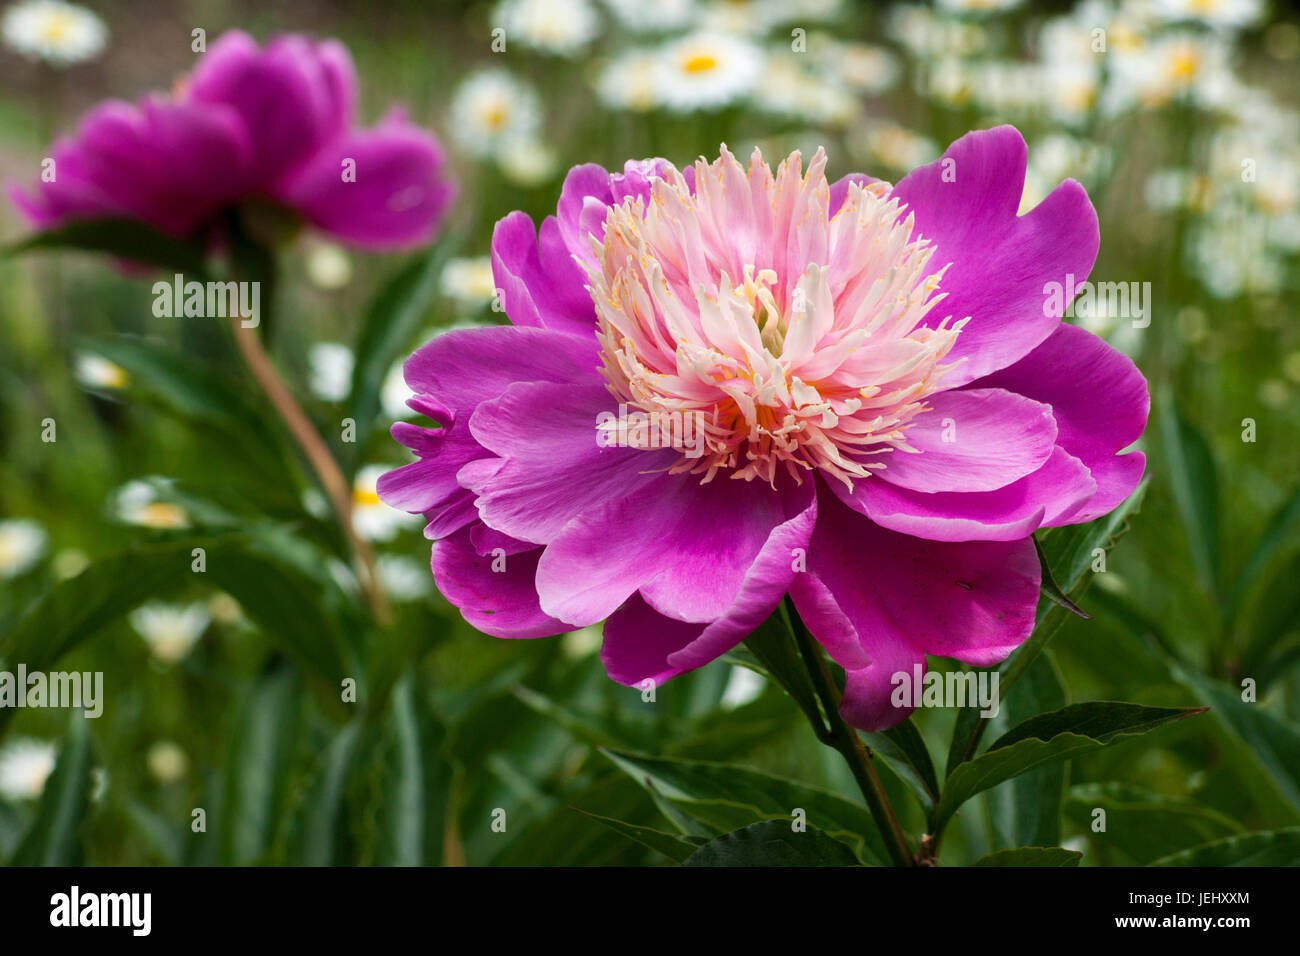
[39,12,74,44]
[484,104,508,131]
[354,486,382,507]
[588,146,966,488]
[683,53,720,74]
[136,502,188,528]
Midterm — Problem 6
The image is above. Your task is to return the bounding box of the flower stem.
[784,596,915,867]
[228,314,391,625]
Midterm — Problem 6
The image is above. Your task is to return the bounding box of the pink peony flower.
[9,30,454,250]
[380,127,1148,731]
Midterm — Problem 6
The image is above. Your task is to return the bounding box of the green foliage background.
[0,0,1298,865]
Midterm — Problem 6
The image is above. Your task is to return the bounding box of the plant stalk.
[784,597,915,866]
[228,314,390,624]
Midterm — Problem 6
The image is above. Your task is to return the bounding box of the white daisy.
[1104,30,1231,114]
[1,0,106,66]
[823,40,899,96]
[886,4,987,60]
[381,360,415,420]
[497,135,559,187]
[849,121,938,173]
[967,59,1044,114]
[441,256,499,309]
[375,554,430,602]
[1020,133,1112,213]
[698,0,781,35]
[759,0,844,25]
[112,479,190,529]
[493,0,600,57]
[130,601,211,664]
[651,31,763,112]
[352,465,420,542]
[937,0,1022,14]
[73,352,128,391]
[308,342,354,402]
[304,241,353,290]
[0,518,47,579]
[1150,0,1264,30]
[146,741,189,783]
[720,665,766,709]
[52,547,87,579]
[0,738,56,801]
[449,69,542,159]
[602,0,694,32]
[561,625,603,658]
[596,48,659,112]
[207,591,248,628]
[753,51,856,126]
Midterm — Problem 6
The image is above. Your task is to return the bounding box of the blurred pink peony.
[9,30,454,249]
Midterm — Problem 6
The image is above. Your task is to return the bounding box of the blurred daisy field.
[0,0,1298,872]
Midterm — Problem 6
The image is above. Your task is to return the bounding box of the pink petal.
[791,486,1039,731]
[601,484,817,685]
[839,446,1096,542]
[879,387,1057,493]
[431,528,570,638]
[402,325,598,418]
[536,476,802,628]
[491,210,596,336]
[971,322,1148,523]
[891,126,1099,386]
[280,114,454,250]
[466,381,675,545]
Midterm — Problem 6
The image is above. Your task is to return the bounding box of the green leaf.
[345,238,460,465]
[4,218,209,275]
[742,609,824,733]
[1036,479,1150,600]
[1065,784,1241,865]
[1034,537,1089,619]
[123,799,183,866]
[1,540,193,681]
[79,337,296,492]
[10,716,93,866]
[216,665,302,865]
[600,748,888,865]
[1150,828,1300,866]
[1157,391,1221,599]
[369,675,450,866]
[1238,552,1300,679]
[0,534,357,731]
[864,719,939,813]
[682,820,862,867]
[204,535,356,692]
[935,702,1206,836]
[985,652,1069,850]
[511,684,628,750]
[970,846,1082,866]
[493,776,672,866]
[572,808,704,864]
[1172,665,1300,814]
[1229,480,1300,621]
[283,721,362,866]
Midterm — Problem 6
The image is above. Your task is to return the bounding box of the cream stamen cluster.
[589,146,967,487]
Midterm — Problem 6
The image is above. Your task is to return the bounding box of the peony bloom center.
[589,146,967,487]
